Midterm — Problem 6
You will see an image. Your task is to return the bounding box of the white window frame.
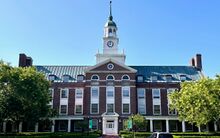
[75,104,83,115]
[122,87,130,97]
[152,89,160,99]
[63,75,70,82]
[106,74,115,81]
[91,74,99,81]
[77,75,84,82]
[151,76,158,81]
[60,88,69,99]
[153,104,161,115]
[106,103,114,113]
[167,88,177,115]
[137,76,144,82]
[60,104,68,115]
[90,87,99,114]
[48,75,55,81]
[121,74,130,80]
[75,88,83,99]
[49,88,54,108]
[122,103,130,114]
[137,88,146,114]
[90,103,99,114]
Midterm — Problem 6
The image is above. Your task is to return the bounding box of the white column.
[214,122,218,132]
[166,119,169,132]
[51,120,55,132]
[182,121,186,132]
[3,122,6,133]
[115,118,118,135]
[198,126,201,132]
[67,119,71,132]
[35,123,39,132]
[150,119,153,132]
[18,122,23,132]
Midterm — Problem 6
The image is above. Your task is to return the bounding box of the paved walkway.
[99,135,120,138]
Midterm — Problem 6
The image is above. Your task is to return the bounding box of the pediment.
[85,59,136,73]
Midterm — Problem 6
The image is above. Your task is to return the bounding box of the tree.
[0,61,55,132]
[125,114,147,131]
[169,76,220,129]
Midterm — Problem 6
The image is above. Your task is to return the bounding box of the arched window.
[122,75,130,80]
[91,75,99,81]
[106,75,114,80]
[108,28,112,33]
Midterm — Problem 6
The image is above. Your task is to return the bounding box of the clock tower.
[96,1,126,64]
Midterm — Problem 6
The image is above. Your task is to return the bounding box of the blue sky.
[0,0,219,78]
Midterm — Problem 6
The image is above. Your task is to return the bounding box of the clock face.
[107,41,114,48]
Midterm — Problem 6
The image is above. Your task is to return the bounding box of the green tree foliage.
[0,61,55,130]
[125,114,147,131]
[169,76,220,127]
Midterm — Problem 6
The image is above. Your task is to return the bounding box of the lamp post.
[131,115,135,138]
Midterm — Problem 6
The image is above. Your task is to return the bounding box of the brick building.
[7,1,218,135]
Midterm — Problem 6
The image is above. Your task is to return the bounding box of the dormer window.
[48,75,56,81]
[106,75,114,81]
[63,75,70,82]
[151,76,158,81]
[137,76,144,83]
[180,75,186,82]
[91,75,99,81]
[122,75,130,81]
[165,75,172,82]
[77,75,84,82]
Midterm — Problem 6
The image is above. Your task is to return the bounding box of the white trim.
[85,58,137,73]
[49,88,54,108]
[91,74,100,80]
[106,74,115,80]
[90,86,99,114]
[121,86,130,114]
[152,89,161,115]
[121,74,130,80]
[137,88,146,114]
[59,104,68,115]
[60,88,69,99]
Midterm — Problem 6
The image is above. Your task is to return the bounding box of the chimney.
[195,54,202,71]
[189,58,195,67]
[19,53,33,67]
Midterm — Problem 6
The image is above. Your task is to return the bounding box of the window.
[122,75,130,80]
[61,89,68,98]
[91,119,98,130]
[75,105,82,114]
[167,89,177,115]
[122,103,130,114]
[58,121,68,131]
[91,75,99,80]
[60,105,67,114]
[180,75,186,81]
[91,103,98,114]
[165,75,172,82]
[106,75,114,80]
[122,87,130,97]
[153,105,161,115]
[151,76,158,81]
[137,88,146,114]
[152,89,160,99]
[49,88,54,99]
[63,75,70,82]
[137,76,144,82]
[75,89,83,98]
[48,75,55,81]
[77,75,84,82]
[107,103,114,113]
[107,87,114,97]
[91,87,98,97]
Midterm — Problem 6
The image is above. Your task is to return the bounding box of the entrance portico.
[102,112,119,135]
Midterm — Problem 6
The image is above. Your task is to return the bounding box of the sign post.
[89,119,93,129]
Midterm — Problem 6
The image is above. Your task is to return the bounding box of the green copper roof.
[35,65,202,82]
[130,66,203,81]
[35,65,89,82]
